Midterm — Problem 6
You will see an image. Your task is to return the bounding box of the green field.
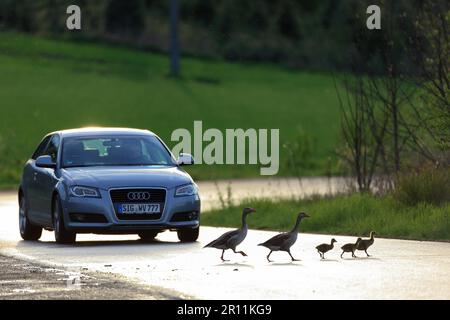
[202,194,450,241]
[0,32,342,188]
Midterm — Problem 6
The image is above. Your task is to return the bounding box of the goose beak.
[250,208,256,213]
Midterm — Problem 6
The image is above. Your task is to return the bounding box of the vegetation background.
[0,0,448,240]
[0,0,414,72]
[0,0,442,186]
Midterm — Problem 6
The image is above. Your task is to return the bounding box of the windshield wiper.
[109,163,171,166]
[63,164,99,168]
[63,163,173,168]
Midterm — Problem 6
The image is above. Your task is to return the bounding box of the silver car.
[18,128,200,244]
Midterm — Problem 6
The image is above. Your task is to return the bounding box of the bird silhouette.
[356,231,376,256]
[341,238,362,258]
[204,207,256,261]
[258,212,310,262]
[316,238,337,259]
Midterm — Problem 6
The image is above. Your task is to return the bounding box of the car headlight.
[69,186,101,198]
[175,184,198,197]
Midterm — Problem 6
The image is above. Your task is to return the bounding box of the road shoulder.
[0,254,180,300]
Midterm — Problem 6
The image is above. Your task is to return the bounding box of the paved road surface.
[1,185,449,299]
[0,254,177,300]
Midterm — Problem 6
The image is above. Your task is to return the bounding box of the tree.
[105,0,145,35]
[408,1,449,155]
[169,0,180,76]
[335,75,389,192]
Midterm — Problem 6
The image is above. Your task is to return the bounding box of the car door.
[31,134,61,226]
[27,135,52,224]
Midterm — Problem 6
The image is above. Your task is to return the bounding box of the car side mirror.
[177,153,194,166]
[35,155,57,169]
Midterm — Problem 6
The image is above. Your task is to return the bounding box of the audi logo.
[127,192,151,201]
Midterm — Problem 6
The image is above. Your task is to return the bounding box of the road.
[0,254,177,300]
[1,181,450,300]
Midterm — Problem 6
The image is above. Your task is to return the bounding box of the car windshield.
[61,135,176,168]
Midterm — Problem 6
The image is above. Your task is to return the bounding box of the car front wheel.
[19,196,42,241]
[53,195,76,244]
[177,227,199,242]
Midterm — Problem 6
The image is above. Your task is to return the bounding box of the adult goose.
[204,207,256,261]
[356,231,376,256]
[258,212,310,262]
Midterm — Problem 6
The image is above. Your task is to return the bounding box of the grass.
[394,167,450,206]
[202,194,450,241]
[0,32,342,189]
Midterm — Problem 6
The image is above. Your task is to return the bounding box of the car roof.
[49,128,156,138]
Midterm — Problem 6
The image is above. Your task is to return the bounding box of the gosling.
[356,231,376,257]
[340,238,362,258]
[316,238,337,259]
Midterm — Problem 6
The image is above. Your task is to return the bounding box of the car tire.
[19,196,42,241]
[138,231,159,241]
[177,227,199,242]
[53,195,76,244]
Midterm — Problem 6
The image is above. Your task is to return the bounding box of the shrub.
[394,167,450,206]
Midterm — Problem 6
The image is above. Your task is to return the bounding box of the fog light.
[189,212,199,220]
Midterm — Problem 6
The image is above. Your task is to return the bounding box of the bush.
[394,167,450,206]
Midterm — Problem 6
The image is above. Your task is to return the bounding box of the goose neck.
[241,213,248,229]
[291,217,302,233]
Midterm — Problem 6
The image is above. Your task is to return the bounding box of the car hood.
[61,166,193,190]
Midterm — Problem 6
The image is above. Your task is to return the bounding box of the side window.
[43,135,61,163]
[32,136,51,160]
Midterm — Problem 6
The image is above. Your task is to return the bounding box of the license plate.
[118,203,160,214]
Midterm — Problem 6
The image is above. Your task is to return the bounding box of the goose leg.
[288,250,300,262]
[233,249,247,257]
[365,249,370,257]
[317,250,323,259]
[340,251,344,259]
[220,250,229,262]
[352,250,356,258]
[266,251,273,262]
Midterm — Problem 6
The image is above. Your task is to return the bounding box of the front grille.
[110,189,166,203]
[110,188,166,221]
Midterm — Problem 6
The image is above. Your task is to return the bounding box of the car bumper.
[61,188,201,234]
